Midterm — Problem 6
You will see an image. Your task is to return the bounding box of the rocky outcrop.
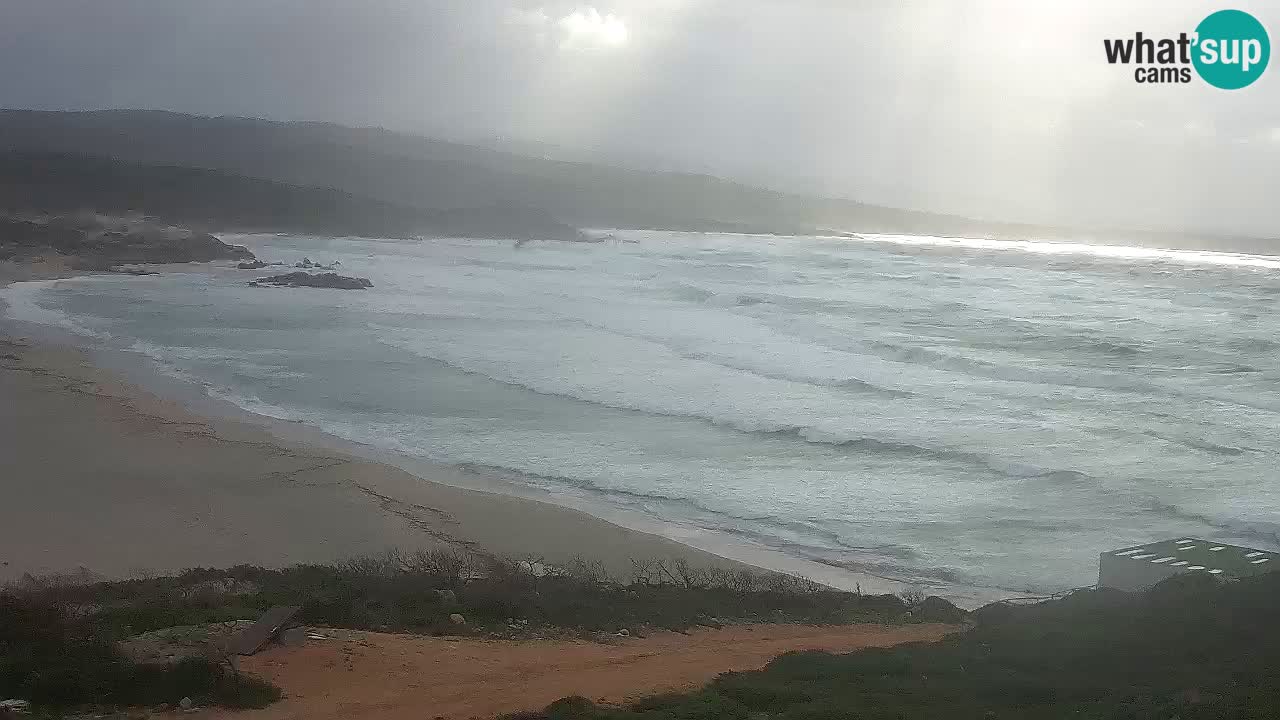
[237,260,267,269]
[251,271,373,289]
[0,214,255,267]
[294,257,340,270]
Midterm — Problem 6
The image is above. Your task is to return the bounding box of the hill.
[1,110,1273,252]
[0,152,583,240]
[0,109,1077,239]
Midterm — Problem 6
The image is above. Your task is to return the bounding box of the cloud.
[3,0,1277,235]
[557,8,629,50]
[506,6,628,51]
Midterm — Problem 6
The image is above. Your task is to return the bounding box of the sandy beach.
[207,623,957,720]
[0,265,755,584]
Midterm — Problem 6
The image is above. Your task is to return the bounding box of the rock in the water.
[237,260,268,269]
[449,613,466,625]
[252,271,373,290]
[295,257,341,270]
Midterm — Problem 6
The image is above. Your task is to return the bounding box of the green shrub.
[512,572,1280,720]
[0,593,279,710]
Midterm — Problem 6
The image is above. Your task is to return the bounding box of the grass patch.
[511,571,1280,719]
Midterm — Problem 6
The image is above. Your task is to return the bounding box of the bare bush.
[899,588,927,608]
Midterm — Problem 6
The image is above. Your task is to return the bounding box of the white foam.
[10,230,1280,600]
[849,233,1280,270]
[0,278,111,339]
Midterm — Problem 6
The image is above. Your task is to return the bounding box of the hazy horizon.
[3,1,1278,237]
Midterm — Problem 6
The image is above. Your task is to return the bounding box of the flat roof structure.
[1099,538,1278,592]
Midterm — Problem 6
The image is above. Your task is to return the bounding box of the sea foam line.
[845,233,1280,270]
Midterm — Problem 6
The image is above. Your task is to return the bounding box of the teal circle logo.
[1193,10,1270,89]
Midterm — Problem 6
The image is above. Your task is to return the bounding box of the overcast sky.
[2,0,1278,236]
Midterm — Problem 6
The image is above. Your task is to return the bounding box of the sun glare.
[559,8,629,49]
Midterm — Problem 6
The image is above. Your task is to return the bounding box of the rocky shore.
[0,213,254,270]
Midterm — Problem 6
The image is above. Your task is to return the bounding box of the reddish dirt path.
[209,624,957,720]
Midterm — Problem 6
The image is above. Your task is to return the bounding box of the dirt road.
[209,623,957,720]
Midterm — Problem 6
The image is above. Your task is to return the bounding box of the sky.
[1,0,1278,237]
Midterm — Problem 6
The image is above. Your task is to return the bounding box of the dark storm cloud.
[1,0,1277,235]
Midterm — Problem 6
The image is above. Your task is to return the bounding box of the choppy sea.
[6,230,1279,597]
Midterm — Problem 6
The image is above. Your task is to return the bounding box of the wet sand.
[0,265,756,583]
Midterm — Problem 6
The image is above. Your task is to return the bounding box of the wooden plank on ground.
[231,605,303,656]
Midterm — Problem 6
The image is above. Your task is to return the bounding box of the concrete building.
[1099,538,1278,592]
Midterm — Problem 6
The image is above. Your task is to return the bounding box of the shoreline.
[0,263,1009,607]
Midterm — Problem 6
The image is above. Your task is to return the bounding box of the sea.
[5,230,1279,599]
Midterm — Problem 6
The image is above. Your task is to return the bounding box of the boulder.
[237,260,268,269]
[449,613,466,625]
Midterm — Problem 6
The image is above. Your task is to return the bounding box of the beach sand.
[208,623,958,720]
[0,266,753,584]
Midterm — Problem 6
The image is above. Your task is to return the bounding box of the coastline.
[0,262,1008,606]
[1,263,767,585]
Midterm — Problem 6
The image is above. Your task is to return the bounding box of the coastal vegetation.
[514,571,1280,720]
[0,591,279,710]
[1,550,952,712]
[13,548,1279,718]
